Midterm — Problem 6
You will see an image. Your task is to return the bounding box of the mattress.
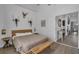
[13,34,48,53]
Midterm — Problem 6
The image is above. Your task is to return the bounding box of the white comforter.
[13,34,48,53]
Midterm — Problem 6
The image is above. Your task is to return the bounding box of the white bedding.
[13,34,48,53]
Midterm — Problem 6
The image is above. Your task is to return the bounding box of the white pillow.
[16,32,32,36]
[13,32,33,39]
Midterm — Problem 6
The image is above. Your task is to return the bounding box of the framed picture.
[1,29,6,35]
[41,20,46,27]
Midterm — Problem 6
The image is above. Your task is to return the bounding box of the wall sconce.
[28,20,32,26]
[13,18,20,27]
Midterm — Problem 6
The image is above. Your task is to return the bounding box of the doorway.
[56,12,78,48]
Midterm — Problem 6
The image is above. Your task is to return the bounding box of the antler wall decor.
[13,18,19,27]
[22,12,28,18]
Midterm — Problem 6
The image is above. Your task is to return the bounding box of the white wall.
[0,4,36,48]
[35,4,79,41]
[0,5,8,48]
[5,5,36,37]
[0,4,37,48]
[0,5,7,38]
[6,5,34,29]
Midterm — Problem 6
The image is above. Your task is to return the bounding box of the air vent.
[36,4,40,6]
[48,4,51,6]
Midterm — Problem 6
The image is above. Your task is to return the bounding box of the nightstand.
[2,37,13,48]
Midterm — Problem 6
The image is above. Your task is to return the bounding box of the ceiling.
[16,4,39,12]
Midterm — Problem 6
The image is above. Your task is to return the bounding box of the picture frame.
[41,20,46,27]
[2,29,6,35]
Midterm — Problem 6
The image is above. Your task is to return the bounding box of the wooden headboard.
[12,29,32,36]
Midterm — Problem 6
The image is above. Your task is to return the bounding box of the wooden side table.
[2,37,12,48]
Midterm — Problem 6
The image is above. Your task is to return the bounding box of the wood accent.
[27,41,53,54]
[12,29,32,36]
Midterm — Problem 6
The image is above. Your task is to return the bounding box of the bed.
[12,29,52,54]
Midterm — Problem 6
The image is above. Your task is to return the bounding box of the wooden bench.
[27,41,53,54]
